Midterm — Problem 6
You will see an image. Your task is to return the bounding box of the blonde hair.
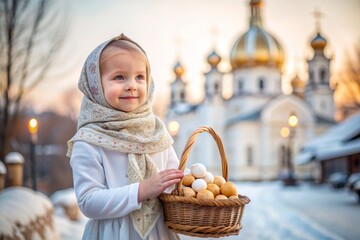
[100,40,150,86]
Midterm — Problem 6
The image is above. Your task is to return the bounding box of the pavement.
[179,181,360,240]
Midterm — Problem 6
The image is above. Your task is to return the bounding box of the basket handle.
[174,126,229,195]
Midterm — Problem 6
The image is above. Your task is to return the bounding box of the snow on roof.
[51,188,77,207]
[316,139,360,161]
[5,152,24,164]
[303,112,360,149]
[0,161,6,174]
[295,112,360,165]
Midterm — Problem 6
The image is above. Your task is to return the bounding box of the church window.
[214,82,219,93]
[247,146,253,166]
[238,80,243,92]
[309,71,314,83]
[258,78,265,91]
[180,91,185,101]
[320,69,326,83]
[171,92,175,102]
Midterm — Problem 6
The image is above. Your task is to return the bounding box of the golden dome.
[311,32,327,50]
[230,0,284,70]
[291,75,305,89]
[207,50,221,67]
[173,61,184,77]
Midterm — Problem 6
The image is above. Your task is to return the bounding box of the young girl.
[67,34,183,240]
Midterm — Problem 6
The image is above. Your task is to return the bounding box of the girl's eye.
[114,75,124,80]
[135,75,145,81]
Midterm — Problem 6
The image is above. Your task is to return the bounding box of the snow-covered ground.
[55,182,359,240]
[180,181,360,240]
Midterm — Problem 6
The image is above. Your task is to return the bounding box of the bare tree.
[0,0,68,162]
[335,43,360,121]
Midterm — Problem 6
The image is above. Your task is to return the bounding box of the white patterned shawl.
[67,33,173,239]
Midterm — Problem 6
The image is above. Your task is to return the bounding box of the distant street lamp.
[168,121,180,137]
[28,118,38,191]
[283,112,298,186]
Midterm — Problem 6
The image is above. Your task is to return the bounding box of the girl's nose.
[125,79,137,91]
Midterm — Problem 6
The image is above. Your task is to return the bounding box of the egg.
[183,187,196,197]
[182,174,195,187]
[215,194,228,200]
[191,179,207,193]
[184,168,191,175]
[228,195,239,200]
[220,182,238,197]
[196,189,214,200]
[213,176,226,188]
[202,172,214,184]
[190,163,207,178]
[207,183,220,197]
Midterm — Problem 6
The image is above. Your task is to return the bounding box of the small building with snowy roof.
[295,112,360,182]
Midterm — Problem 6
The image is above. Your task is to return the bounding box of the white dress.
[70,141,180,240]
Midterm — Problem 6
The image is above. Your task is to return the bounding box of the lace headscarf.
[67,33,173,239]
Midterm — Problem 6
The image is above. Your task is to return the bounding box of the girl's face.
[100,47,148,112]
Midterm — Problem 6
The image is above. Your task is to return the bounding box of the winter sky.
[27,0,360,117]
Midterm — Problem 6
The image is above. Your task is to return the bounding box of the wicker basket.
[159,126,250,238]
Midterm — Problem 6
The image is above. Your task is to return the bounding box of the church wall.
[232,66,282,96]
[226,121,262,181]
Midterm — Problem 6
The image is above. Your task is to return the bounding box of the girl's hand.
[138,169,183,203]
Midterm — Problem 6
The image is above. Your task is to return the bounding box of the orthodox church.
[166,0,335,181]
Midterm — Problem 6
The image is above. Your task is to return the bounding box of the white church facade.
[166,0,335,181]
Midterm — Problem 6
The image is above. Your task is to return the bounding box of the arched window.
[180,91,185,101]
[320,69,326,83]
[258,78,265,91]
[247,146,253,166]
[238,79,243,92]
[214,82,219,93]
[309,71,314,82]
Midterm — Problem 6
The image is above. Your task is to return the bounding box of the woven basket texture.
[159,126,250,238]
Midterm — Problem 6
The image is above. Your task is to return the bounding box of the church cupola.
[291,74,305,99]
[305,9,334,121]
[311,32,327,52]
[230,0,284,71]
[207,50,221,69]
[170,61,187,105]
[204,49,224,101]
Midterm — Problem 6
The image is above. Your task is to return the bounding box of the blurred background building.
[166,0,336,181]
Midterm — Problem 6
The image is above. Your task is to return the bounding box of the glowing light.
[288,113,298,128]
[280,127,290,138]
[28,118,38,135]
[168,121,180,137]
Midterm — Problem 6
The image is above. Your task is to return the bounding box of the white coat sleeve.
[163,146,180,194]
[70,141,141,219]
[166,146,180,170]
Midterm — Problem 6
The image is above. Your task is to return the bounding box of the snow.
[1,182,359,240]
[51,188,77,207]
[180,181,360,240]
[0,187,58,239]
[302,112,360,148]
[295,112,360,164]
[50,188,88,240]
[0,161,6,174]
[4,152,24,164]
[316,139,360,161]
